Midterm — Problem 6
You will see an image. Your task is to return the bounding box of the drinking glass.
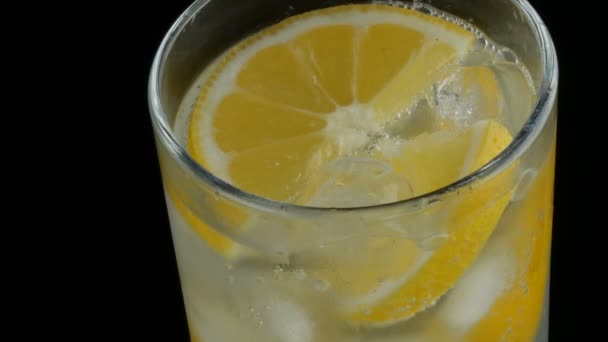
[148,0,557,340]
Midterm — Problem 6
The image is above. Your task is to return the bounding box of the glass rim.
[148,0,558,215]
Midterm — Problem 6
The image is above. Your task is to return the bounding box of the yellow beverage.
[152,1,557,341]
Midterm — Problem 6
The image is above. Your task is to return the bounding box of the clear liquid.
[167,2,552,341]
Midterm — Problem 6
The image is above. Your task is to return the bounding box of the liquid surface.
[176,2,535,207]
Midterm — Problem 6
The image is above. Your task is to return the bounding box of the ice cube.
[385,97,437,140]
[439,238,515,331]
[265,298,313,342]
[491,62,536,131]
[433,66,504,130]
[512,168,538,202]
[305,157,414,207]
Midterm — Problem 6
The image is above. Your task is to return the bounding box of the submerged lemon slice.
[343,119,514,325]
[182,3,516,326]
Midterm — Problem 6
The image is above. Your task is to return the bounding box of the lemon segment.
[236,44,337,113]
[356,24,425,102]
[291,25,356,106]
[213,92,326,153]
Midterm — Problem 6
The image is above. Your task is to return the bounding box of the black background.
[54,0,585,340]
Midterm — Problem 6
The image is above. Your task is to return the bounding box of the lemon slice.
[188,4,475,202]
[462,146,554,341]
[164,180,248,259]
[343,119,515,325]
